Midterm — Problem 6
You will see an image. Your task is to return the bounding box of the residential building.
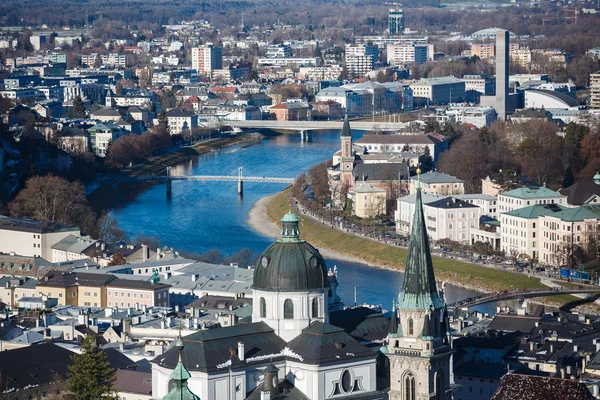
[355,133,449,163]
[0,277,37,309]
[538,204,600,266]
[408,172,465,195]
[298,65,344,81]
[410,76,466,105]
[388,8,404,35]
[497,186,567,214]
[387,43,433,65]
[106,279,171,308]
[88,123,128,157]
[266,43,292,58]
[29,35,46,51]
[36,271,115,306]
[0,215,80,259]
[256,57,318,67]
[51,234,98,262]
[395,192,480,242]
[270,102,309,121]
[345,44,378,78]
[166,109,199,135]
[591,72,600,109]
[191,44,223,76]
[471,43,495,58]
[500,203,568,260]
[510,48,532,68]
[348,183,388,218]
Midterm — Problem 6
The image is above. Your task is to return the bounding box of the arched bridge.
[450,288,600,308]
[127,167,294,197]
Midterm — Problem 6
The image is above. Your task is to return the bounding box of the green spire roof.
[341,113,352,137]
[162,345,200,400]
[279,211,303,243]
[398,188,443,310]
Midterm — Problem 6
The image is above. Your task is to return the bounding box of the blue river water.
[111,130,494,313]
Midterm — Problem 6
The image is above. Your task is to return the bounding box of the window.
[408,318,414,335]
[341,370,353,393]
[284,299,294,319]
[312,298,319,318]
[404,372,416,400]
[260,297,267,318]
[436,371,445,400]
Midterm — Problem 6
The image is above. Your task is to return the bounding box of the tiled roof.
[490,374,593,400]
[113,370,152,395]
[409,172,463,184]
[559,180,600,205]
[107,278,170,290]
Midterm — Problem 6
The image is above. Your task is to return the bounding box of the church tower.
[385,170,452,400]
[339,114,354,188]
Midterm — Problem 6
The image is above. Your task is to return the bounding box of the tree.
[419,146,433,173]
[97,212,126,244]
[69,96,85,117]
[9,175,96,231]
[66,335,117,400]
[226,248,256,268]
[107,252,127,266]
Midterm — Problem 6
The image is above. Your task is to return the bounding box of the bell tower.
[340,114,354,188]
[385,169,452,400]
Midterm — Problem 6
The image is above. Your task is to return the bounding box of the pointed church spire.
[398,181,443,310]
[341,113,352,137]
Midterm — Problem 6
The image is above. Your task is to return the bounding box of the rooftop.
[409,171,464,184]
[500,186,565,200]
[0,215,78,234]
[503,203,568,219]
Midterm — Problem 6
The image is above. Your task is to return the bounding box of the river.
[110,129,495,314]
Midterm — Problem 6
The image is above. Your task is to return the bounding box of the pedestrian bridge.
[129,167,293,197]
[225,120,409,132]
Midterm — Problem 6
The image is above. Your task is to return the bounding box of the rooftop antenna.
[241,10,244,28]
[354,286,357,306]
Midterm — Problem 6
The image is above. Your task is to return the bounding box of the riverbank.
[250,188,595,309]
[88,133,264,212]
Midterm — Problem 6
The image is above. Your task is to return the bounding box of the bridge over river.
[225,120,409,136]
[449,288,600,309]
[125,167,293,197]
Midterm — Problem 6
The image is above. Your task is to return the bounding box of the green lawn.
[268,189,548,294]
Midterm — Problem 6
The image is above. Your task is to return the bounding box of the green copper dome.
[252,212,328,292]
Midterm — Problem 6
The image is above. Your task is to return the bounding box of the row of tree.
[438,120,600,193]
[105,125,172,168]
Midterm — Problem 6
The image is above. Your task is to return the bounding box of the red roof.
[211,87,238,93]
[271,103,289,109]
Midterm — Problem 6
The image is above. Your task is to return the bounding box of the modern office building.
[388,8,404,35]
[410,76,466,106]
[191,43,223,76]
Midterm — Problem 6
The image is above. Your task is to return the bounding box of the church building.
[151,131,452,400]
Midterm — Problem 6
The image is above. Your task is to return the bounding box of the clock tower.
[340,114,354,188]
[384,171,453,400]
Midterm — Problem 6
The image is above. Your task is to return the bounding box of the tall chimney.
[142,244,148,262]
[495,29,509,120]
[238,341,245,361]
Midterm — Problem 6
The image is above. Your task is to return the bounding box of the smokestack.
[142,244,148,262]
[238,341,245,361]
[495,29,509,120]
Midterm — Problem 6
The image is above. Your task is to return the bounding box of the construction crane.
[542,7,578,27]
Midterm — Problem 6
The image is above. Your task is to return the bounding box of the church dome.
[253,212,328,292]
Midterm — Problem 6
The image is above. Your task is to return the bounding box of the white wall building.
[497,186,567,214]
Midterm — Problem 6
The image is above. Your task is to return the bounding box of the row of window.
[108,291,152,300]
[258,297,320,319]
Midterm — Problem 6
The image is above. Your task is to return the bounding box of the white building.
[410,77,466,105]
[523,89,581,110]
[355,133,448,163]
[191,44,223,76]
[497,186,567,214]
[51,234,97,263]
[395,194,480,243]
[386,43,433,65]
[166,109,199,135]
[266,44,292,58]
[345,44,378,78]
[0,216,80,260]
[444,106,498,128]
[500,203,568,260]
